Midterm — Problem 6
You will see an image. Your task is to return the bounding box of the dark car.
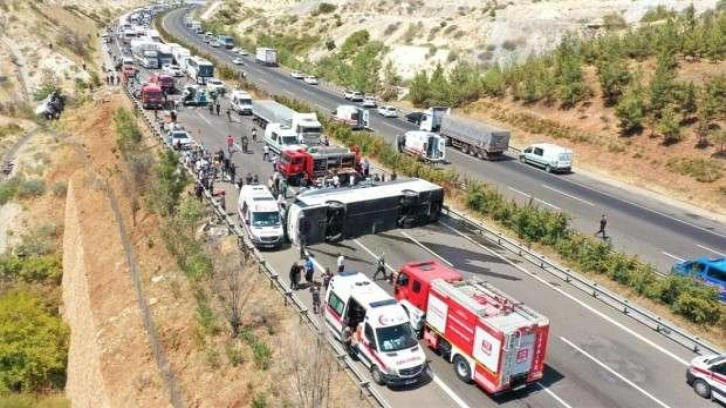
[405,111,425,125]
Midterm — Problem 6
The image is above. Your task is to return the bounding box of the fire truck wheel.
[693,379,711,399]
[453,355,474,384]
[370,365,385,386]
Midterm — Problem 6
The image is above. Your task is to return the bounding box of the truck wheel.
[693,379,711,399]
[453,355,474,384]
[371,365,386,386]
[519,155,526,164]
[476,149,485,160]
[545,164,552,173]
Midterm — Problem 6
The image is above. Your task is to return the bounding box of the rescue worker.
[342,320,353,357]
[304,256,314,284]
[262,144,270,162]
[289,261,301,290]
[372,252,387,281]
[310,283,321,314]
[337,253,345,273]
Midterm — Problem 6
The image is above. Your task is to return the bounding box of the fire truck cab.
[325,271,428,386]
[278,145,360,186]
[140,83,163,110]
[394,260,550,394]
[148,73,175,94]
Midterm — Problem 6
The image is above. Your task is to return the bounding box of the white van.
[230,90,253,115]
[237,185,284,248]
[519,143,573,173]
[264,123,304,154]
[324,271,428,386]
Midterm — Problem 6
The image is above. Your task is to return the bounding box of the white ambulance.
[324,271,428,386]
[237,185,284,249]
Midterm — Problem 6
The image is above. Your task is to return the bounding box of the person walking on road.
[322,267,332,291]
[226,107,232,122]
[216,101,221,116]
[262,144,270,162]
[337,253,345,273]
[372,252,387,281]
[251,127,257,142]
[596,214,608,239]
[310,283,321,314]
[226,134,235,155]
[208,102,214,114]
[304,256,314,284]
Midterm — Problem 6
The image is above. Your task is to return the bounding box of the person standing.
[226,134,234,155]
[322,267,332,291]
[342,322,353,356]
[304,256,314,284]
[596,214,608,239]
[215,101,221,116]
[251,127,257,142]
[299,213,310,259]
[226,107,232,122]
[337,253,345,273]
[289,262,301,290]
[372,252,387,281]
[310,283,321,314]
[262,144,270,162]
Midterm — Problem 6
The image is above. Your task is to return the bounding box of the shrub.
[16,179,46,198]
[666,157,723,182]
[0,290,69,393]
[252,340,272,370]
[0,178,20,204]
[317,2,336,14]
[0,255,62,284]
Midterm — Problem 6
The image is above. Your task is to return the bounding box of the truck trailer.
[286,178,443,246]
[255,47,278,66]
[395,260,550,394]
[253,101,322,146]
[440,115,511,160]
[252,100,297,129]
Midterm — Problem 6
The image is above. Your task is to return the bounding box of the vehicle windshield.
[280,135,298,145]
[198,65,214,78]
[376,324,418,352]
[171,132,189,139]
[559,152,572,161]
[146,91,162,99]
[251,211,281,227]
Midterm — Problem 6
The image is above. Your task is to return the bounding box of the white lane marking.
[560,337,672,408]
[353,239,397,273]
[430,373,472,408]
[696,244,726,257]
[196,111,212,125]
[543,185,595,207]
[438,221,690,366]
[508,187,561,211]
[399,230,453,267]
[534,382,574,408]
[661,251,685,262]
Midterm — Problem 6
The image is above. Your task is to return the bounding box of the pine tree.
[428,64,450,106]
[658,106,681,144]
[409,70,430,107]
[597,57,631,106]
[648,51,676,119]
[615,85,646,134]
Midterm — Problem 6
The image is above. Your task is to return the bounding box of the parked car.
[672,257,726,301]
[206,77,226,96]
[211,41,221,48]
[519,143,573,173]
[361,95,377,108]
[163,64,183,77]
[303,75,319,85]
[291,70,305,79]
[687,354,726,403]
[377,105,398,118]
[405,111,425,125]
[166,129,194,149]
[232,57,245,65]
[343,90,364,101]
[237,49,249,56]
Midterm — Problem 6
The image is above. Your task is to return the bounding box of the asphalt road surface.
[112,31,716,407]
[161,7,726,274]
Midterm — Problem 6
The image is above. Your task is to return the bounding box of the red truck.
[149,74,175,95]
[277,145,361,186]
[394,260,550,394]
[140,83,163,110]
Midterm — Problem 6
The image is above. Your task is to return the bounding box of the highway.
[117,25,715,407]
[160,7,726,273]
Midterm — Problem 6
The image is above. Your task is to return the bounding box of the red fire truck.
[394,260,550,394]
[140,83,163,110]
[148,74,175,94]
[277,145,361,186]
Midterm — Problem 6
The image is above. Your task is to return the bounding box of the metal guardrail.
[442,206,723,356]
[115,48,389,406]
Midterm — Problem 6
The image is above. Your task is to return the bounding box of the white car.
[163,64,183,77]
[232,57,244,65]
[687,354,726,403]
[377,105,397,118]
[291,71,305,79]
[361,96,377,108]
[303,75,319,85]
[166,130,194,149]
[206,77,226,95]
[519,142,573,173]
[237,49,249,56]
[344,90,364,102]
[211,41,221,48]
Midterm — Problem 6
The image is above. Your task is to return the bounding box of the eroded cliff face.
[62,171,168,408]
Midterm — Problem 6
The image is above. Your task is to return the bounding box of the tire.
[453,355,474,384]
[545,164,552,173]
[519,155,526,164]
[371,365,386,386]
[693,379,711,399]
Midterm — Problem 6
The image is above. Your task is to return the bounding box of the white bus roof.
[295,178,441,207]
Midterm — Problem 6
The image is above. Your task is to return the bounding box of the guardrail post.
[299,308,308,324]
[270,273,278,289]
[359,381,370,400]
[591,283,599,298]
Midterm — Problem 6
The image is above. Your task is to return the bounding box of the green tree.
[149,150,189,216]
[349,42,384,93]
[0,290,69,393]
[658,107,681,144]
[712,129,726,153]
[555,54,589,108]
[648,52,676,119]
[615,84,646,134]
[408,70,430,107]
[447,62,482,106]
[481,66,507,97]
[675,81,698,117]
[428,64,450,105]
[596,57,631,106]
[339,30,370,59]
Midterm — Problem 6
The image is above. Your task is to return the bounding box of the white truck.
[263,123,305,154]
[255,47,278,66]
[419,106,451,132]
[439,115,511,160]
[396,130,446,163]
[230,90,253,115]
[253,100,322,146]
[323,271,428,386]
[331,105,369,130]
[237,185,284,249]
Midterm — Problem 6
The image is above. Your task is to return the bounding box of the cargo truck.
[253,100,322,146]
[394,260,550,394]
[418,106,451,132]
[277,145,360,186]
[255,47,278,66]
[440,115,511,160]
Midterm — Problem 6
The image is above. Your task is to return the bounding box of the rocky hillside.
[211,0,718,79]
